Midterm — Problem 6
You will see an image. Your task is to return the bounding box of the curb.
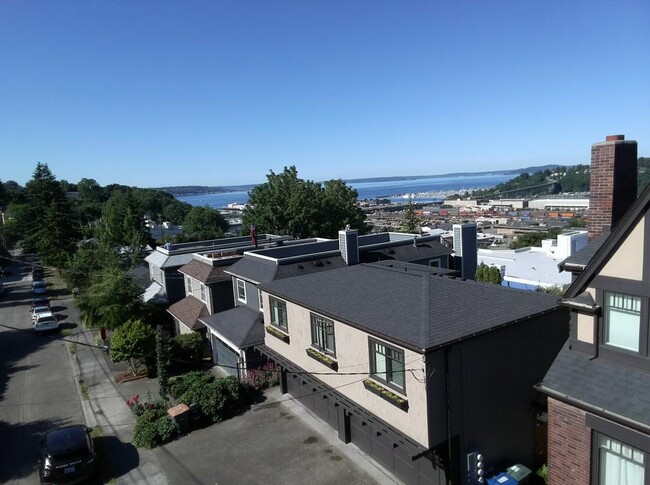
[67,344,98,428]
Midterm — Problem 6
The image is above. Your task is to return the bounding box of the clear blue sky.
[1,1,648,187]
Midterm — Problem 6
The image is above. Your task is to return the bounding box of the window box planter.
[266,326,290,344]
[363,379,409,411]
[306,348,338,371]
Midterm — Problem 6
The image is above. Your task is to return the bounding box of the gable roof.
[565,183,650,299]
[178,259,231,284]
[260,262,561,352]
[540,342,650,432]
[200,305,264,348]
[167,295,209,330]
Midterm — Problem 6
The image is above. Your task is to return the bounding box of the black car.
[39,425,97,484]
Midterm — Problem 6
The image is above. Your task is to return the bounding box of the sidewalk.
[69,315,168,484]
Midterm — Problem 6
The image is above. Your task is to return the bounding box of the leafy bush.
[109,319,155,376]
[178,376,249,423]
[169,371,215,400]
[243,362,280,390]
[132,408,177,448]
[169,332,204,363]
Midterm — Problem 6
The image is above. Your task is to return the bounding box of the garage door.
[211,335,239,377]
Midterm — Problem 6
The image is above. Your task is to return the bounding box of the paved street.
[0,265,85,484]
[0,261,396,485]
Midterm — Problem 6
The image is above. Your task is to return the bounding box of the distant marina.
[176,173,514,208]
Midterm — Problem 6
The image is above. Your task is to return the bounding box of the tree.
[110,319,155,376]
[156,325,170,400]
[475,263,502,284]
[243,166,369,238]
[509,229,561,249]
[400,198,420,234]
[182,206,229,240]
[77,268,145,330]
[64,240,122,290]
[22,163,79,266]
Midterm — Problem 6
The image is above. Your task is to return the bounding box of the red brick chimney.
[588,135,638,240]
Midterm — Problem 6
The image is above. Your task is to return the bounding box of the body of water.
[176,173,514,208]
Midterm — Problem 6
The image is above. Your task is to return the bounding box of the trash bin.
[168,403,191,434]
[187,403,205,430]
[506,464,532,484]
[487,472,518,485]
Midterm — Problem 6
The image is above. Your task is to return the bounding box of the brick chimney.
[588,135,638,240]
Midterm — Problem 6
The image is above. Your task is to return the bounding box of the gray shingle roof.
[226,257,279,284]
[361,241,452,263]
[200,306,264,348]
[178,259,231,284]
[145,250,196,269]
[541,343,650,429]
[167,296,209,330]
[260,263,561,351]
[559,235,607,272]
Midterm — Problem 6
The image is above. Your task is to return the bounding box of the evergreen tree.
[400,198,420,234]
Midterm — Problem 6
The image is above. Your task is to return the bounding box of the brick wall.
[547,397,591,485]
[588,136,638,240]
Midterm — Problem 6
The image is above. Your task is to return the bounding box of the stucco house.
[257,260,569,485]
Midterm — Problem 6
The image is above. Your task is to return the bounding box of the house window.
[258,290,264,310]
[186,276,192,294]
[269,297,288,331]
[200,284,206,302]
[369,339,405,392]
[311,314,335,356]
[596,434,646,485]
[236,279,246,303]
[429,258,441,268]
[604,292,641,352]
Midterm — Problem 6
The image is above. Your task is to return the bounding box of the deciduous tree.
[110,319,155,376]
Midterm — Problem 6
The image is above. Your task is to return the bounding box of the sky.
[1,1,649,188]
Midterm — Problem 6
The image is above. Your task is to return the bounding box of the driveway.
[156,386,389,485]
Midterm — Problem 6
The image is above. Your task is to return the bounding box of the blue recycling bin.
[487,472,518,485]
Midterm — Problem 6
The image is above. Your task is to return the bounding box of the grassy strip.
[79,381,89,400]
[67,342,77,355]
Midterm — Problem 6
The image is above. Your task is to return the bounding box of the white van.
[33,311,59,332]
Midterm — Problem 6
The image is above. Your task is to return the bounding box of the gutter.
[535,383,650,435]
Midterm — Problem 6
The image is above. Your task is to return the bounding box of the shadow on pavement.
[94,435,140,482]
[0,327,50,401]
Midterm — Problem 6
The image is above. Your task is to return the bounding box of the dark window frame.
[269,296,288,331]
[310,313,336,357]
[590,430,649,485]
[368,338,406,394]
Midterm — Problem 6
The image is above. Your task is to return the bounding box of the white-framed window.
[311,314,335,356]
[269,296,288,331]
[429,258,441,268]
[200,283,206,302]
[604,292,641,352]
[236,279,246,303]
[369,339,405,392]
[186,276,193,295]
[596,434,645,485]
[258,289,264,310]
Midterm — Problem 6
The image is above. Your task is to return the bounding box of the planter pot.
[306,348,338,371]
[363,379,409,411]
[265,326,290,344]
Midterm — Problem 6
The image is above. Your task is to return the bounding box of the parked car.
[39,425,97,484]
[31,296,50,311]
[0,283,4,297]
[33,311,59,333]
[32,280,47,294]
[31,305,52,321]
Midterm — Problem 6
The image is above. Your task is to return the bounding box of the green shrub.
[169,371,215,400]
[169,332,204,363]
[132,408,178,449]
[178,376,249,423]
[244,362,280,390]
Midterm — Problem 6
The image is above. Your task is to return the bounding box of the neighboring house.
[167,251,239,335]
[538,135,650,485]
[201,230,455,378]
[144,234,291,304]
[477,230,588,291]
[257,261,569,485]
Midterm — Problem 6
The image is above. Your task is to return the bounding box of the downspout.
[445,347,452,485]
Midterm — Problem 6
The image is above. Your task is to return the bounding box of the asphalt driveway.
[155,386,392,485]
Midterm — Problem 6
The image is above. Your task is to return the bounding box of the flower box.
[306,348,338,371]
[363,379,409,411]
[265,325,290,344]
